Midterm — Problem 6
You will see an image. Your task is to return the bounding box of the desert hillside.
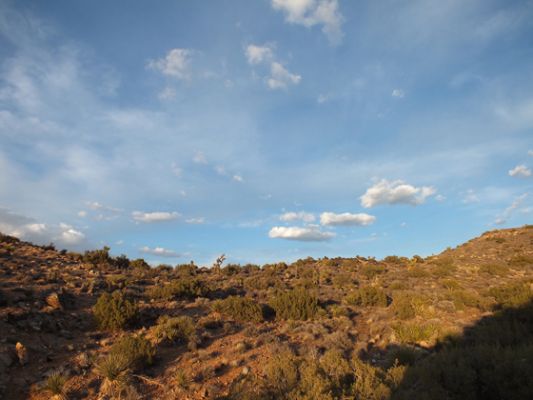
[1,226,532,399]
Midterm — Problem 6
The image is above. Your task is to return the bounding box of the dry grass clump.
[152,315,199,350]
[110,334,155,370]
[392,322,440,344]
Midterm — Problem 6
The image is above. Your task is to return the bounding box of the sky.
[0,0,532,266]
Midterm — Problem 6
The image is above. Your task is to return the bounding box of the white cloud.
[272,0,344,45]
[508,164,531,177]
[320,212,376,226]
[233,174,243,182]
[140,246,180,257]
[147,48,193,80]
[86,201,122,213]
[360,179,436,208]
[269,226,335,241]
[58,223,85,244]
[392,89,405,98]
[77,210,87,217]
[267,62,301,90]
[280,211,315,223]
[0,208,85,246]
[132,211,180,223]
[245,44,274,64]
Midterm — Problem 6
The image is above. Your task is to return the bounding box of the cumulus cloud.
[0,208,85,246]
[147,48,193,80]
[244,44,301,90]
[267,62,301,90]
[508,164,532,177]
[132,211,180,223]
[232,174,243,182]
[392,89,405,98]
[140,246,180,257]
[58,223,85,244]
[245,44,274,64]
[269,226,335,241]
[320,212,376,226]
[280,211,315,223]
[272,0,344,45]
[360,179,436,208]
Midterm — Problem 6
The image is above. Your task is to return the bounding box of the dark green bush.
[146,278,208,300]
[84,246,112,266]
[345,286,388,307]
[211,296,264,322]
[93,291,138,331]
[270,287,320,320]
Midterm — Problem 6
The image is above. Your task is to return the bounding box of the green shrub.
[94,353,134,398]
[361,264,386,279]
[152,315,198,349]
[488,282,532,308]
[479,263,508,276]
[110,335,155,370]
[446,289,488,310]
[146,278,208,300]
[175,262,197,276]
[211,296,264,322]
[406,266,430,278]
[270,287,320,320]
[345,286,388,307]
[93,291,138,331]
[391,293,416,320]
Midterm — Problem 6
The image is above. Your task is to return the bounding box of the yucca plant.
[42,373,67,400]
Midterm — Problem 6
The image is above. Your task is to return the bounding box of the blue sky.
[0,0,532,266]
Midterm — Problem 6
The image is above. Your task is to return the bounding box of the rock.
[76,352,91,368]
[45,292,63,310]
[242,366,250,375]
[0,347,14,374]
[15,342,28,366]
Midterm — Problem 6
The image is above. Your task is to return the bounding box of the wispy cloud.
[140,246,180,257]
[132,211,180,223]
